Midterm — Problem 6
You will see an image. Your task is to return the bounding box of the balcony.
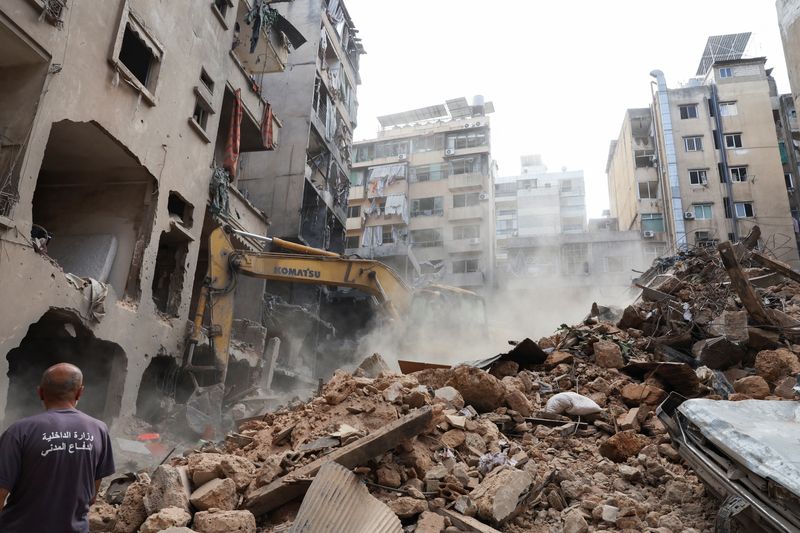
[232,0,298,76]
[444,145,490,158]
[444,271,485,288]
[345,217,362,231]
[448,205,484,221]
[349,185,365,200]
[448,172,485,191]
[347,242,411,259]
[447,238,482,254]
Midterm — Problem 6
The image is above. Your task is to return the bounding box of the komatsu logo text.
[273,266,322,279]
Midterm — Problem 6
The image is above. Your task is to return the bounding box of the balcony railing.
[448,205,484,221]
[448,172,485,190]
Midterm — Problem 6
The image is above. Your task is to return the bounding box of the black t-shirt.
[0,408,115,533]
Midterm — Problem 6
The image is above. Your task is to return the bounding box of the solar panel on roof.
[696,32,752,76]
[446,97,470,119]
[377,104,448,128]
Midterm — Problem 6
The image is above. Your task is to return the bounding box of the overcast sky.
[344,0,790,217]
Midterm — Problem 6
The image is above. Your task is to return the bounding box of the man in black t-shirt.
[0,363,116,533]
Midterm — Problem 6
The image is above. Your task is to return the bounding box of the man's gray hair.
[40,363,83,401]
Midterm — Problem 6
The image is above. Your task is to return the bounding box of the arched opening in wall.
[5,310,127,425]
[135,355,194,424]
[31,120,158,299]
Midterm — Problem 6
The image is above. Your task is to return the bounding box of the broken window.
[410,228,443,248]
[190,72,215,139]
[381,225,396,244]
[168,191,194,227]
[0,19,49,217]
[213,0,232,20]
[411,197,443,217]
[112,10,163,101]
[200,68,215,93]
[453,192,480,208]
[7,310,126,423]
[452,258,479,274]
[151,229,190,316]
[32,120,158,297]
[349,169,365,186]
[634,150,655,168]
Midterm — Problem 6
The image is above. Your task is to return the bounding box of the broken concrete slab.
[143,465,190,515]
[469,467,532,526]
[691,337,745,370]
[598,430,648,463]
[357,353,392,378]
[193,509,256,533]
[190,477,237,511]
[445,366,505,413]
[138,506,191,533]
[754,348,800,384]
[243,407,433,516]
[593,340,624,368]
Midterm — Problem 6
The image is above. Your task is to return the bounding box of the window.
[638,181,659,199]
[719,101,738,116]
[192,101,209,131]
[355,144,374,162]
[734,202,754,218]
[786,172,795,191]
[730,166,748,182]
[560,180,573,192]
[411,197,443,217]
[199,69,214,93]
[410,229,443,248]
[349,170,365,186]
[450,157,479,175]
[382,225,395,244]
[689,169,708,185]
[679,104,698,119]
[345,236,360,249]
[694,204,713,220]
[684,136,703,151]
[453,192,480,208]
[634,150,655,168]
[723,197,732,218]
[452,258,479,274]
[113,11,163,102]
[724,133,742,148]
[375,141,409,159]
[410,163,446,182]
[453,225,480,240]
[347,205,361,218]
[719,67,733,78]
[641,213,665,233]
[413,134,444,153]
[447,132,487,150]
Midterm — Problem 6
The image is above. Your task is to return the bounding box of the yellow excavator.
[183,226,486,432]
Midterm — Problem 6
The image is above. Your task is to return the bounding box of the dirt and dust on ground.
[89,232,800,533]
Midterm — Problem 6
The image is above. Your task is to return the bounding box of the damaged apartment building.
[0,0,327,429]
[345,98,497,291]
[607,33,800,267]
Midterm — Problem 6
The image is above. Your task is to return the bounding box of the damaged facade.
[0,0,304,427]
[345,98,497,291]
[608,35,800,266]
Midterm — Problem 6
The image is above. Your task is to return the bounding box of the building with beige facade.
[345,98,496,291]
[0,0,323,428]
[608,47,800,266]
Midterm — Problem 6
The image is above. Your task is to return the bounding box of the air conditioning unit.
[463,123,471,128]
[473,121,481,127]
[398,153,407,160]
[684,212,695,220]
[479,192,489,201]
[643,231,655,238]
[445,148,456,156]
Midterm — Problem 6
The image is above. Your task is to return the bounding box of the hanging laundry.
[261,102,274,150]
[223,89,243,178]
[245,0,279,54]
[384,193,407,219]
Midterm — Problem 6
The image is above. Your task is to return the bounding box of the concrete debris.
[138,506,191,533]
[92,244,800,531]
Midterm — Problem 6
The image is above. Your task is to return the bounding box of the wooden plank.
[733,226,761,260]
[751,251,800,284]
[717,241,771,325]
[437,508,504,533]
[243,406,433,516]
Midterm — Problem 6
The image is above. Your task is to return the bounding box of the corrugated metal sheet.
[288,462,402,533]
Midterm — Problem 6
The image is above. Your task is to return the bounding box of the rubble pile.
[88,239,800,532]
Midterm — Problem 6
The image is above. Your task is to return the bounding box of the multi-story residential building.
[238,0,363,253]
[608,43,800,266]
[778,0,800,112]
[494,157,647,305]
[345,98,496,291]
[0,0,304,426]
